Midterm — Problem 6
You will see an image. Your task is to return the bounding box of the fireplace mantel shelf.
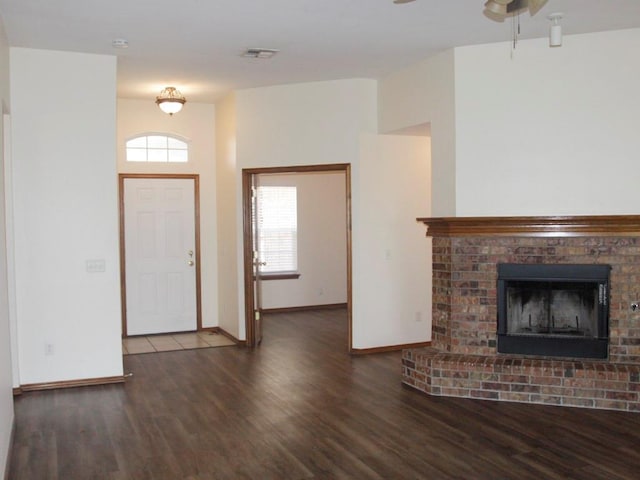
[417,215,640,238]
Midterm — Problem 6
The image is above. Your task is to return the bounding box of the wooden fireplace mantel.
[417,215,640,238]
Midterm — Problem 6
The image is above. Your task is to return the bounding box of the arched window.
[125,134,189,163]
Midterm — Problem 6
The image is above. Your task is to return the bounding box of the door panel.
[252,174,264,345]
[124,178,197,335]
[137,212,157,258]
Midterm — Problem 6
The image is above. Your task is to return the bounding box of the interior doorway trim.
[118,173,202,337]
[242,163,352,350]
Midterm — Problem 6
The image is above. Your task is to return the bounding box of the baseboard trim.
[262,303,347,314]
[4,419,15,480]
[351,341,432,355]
[199,326,217,333]
[11,387,22,397]
[205,327,246,347]
[20,375,126,393]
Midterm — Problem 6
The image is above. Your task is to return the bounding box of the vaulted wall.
[379,28,640,218]
[0,14,13,478]
[10,48,122,385]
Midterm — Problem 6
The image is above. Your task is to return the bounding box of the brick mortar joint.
[403,348,640,374]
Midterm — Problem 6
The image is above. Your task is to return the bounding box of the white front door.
[124,177,198,335]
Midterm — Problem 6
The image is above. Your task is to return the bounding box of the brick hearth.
[403,216,640,412]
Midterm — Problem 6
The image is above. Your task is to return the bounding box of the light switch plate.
[86,259,106,273]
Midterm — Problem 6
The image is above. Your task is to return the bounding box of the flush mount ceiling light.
[155,87,186,115]
[393,0,416,4]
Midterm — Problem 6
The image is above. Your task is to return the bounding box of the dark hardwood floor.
[8,308,640,479]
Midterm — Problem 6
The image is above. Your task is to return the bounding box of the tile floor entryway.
[123,330,236,355]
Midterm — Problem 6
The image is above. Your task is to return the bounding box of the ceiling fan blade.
[506,0,548,16]
[484,0,547,23]
[528,0,548,16]
[484,0,508,16]
[506,0,528,14]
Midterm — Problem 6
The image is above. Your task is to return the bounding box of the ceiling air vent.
[241,48,279,59]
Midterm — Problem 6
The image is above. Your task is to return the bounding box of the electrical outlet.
[415,312,423,323]
[45,343,55,356]
[318,288,324,296]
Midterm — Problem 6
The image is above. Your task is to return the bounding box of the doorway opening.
[119,174,202,337]
[242,164,352,350]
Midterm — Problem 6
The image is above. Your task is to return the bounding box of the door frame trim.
[241,163,352,350]
[118,173,203,337]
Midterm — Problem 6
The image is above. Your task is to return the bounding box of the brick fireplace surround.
[402,216,640,412]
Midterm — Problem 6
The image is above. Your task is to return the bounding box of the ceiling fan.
[392,0,549,22]
[484,0,548,20]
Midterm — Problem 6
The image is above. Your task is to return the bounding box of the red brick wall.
[403,349,640,412]
[432,238,453,351]
[433,236,640,364]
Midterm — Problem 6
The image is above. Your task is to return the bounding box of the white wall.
[117,99,218,328]
[378,50,456,217]
[353,133,432,349]
[4,114,17,390]
[10,48,122,384]
[259,172,347,310]
[0,15,13,478]
[236,79,378,169]
[228,78,431,349]
[233,79,377,342]
[454,28,640,216]
[215,93,239,338]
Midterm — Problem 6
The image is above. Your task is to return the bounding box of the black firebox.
[497,263,610,359]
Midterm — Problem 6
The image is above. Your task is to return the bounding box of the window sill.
[258,272,301,281]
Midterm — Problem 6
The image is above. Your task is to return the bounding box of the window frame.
[254,185,300,280]
[125,132,190,163]
[258,272,301,281]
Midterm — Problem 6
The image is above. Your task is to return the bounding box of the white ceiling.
[1,0,639,103]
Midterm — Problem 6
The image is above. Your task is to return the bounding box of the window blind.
[256,186,297,273]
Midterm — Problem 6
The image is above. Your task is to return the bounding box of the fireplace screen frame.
[497,263,611,359]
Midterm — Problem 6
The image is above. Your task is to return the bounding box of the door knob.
[188,260,194,266]
[188,250,194,257]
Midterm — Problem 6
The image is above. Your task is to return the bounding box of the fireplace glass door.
[497,264,610,359]
[506,281,598,337]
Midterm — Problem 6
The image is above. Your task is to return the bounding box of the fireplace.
[497,263,611,359]
[403,215,640,412]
